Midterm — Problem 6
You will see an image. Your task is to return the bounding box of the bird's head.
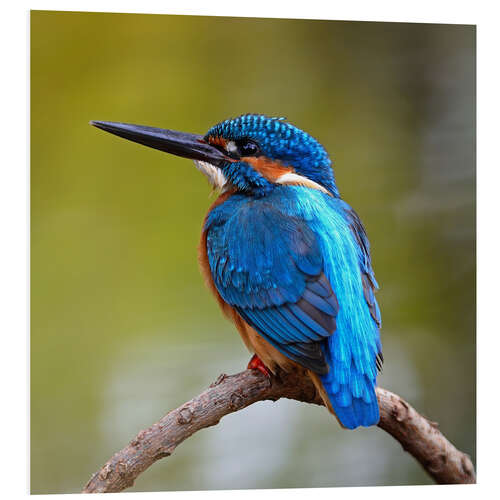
[91,114,339,197]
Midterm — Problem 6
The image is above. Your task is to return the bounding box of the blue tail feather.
[325,375,379,429]
[334,393,379,429]
[320,344,380,429]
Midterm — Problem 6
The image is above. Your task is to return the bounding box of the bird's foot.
[247,354,271,377]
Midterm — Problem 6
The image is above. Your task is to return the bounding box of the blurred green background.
[30,11,475,494]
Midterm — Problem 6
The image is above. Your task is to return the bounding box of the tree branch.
[82,369,475,493]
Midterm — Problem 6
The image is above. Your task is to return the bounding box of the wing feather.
[205,199,338,374]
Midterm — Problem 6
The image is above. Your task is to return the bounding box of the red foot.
[247,354,271,377]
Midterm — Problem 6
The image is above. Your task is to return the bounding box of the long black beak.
[90,120,227,166]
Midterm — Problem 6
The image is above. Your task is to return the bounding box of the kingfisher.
[90,114,383,429]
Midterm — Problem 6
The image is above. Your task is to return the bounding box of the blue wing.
[205,198,339,374]
[341,202,382,357]
[316,199,382,428]
[205,191,382,429]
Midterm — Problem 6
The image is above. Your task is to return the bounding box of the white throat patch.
[194,160,228,192]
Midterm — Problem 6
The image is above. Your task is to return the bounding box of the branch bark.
[82,369,475,493]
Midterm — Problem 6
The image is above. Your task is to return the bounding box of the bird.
[90,114,383,429]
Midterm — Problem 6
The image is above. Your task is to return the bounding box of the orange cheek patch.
[242,156,293,181]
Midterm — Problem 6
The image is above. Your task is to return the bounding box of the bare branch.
[82,369,475,493]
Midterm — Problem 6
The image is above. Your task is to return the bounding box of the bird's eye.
[237,139,260,157]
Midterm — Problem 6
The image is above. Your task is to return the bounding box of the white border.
[2,1,498,499]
